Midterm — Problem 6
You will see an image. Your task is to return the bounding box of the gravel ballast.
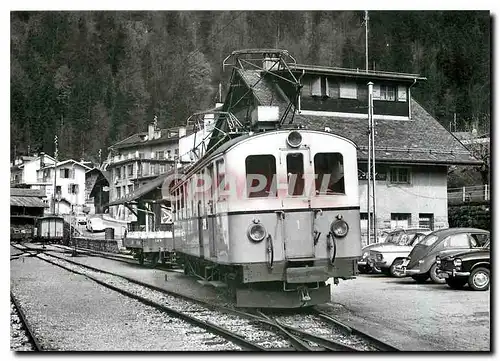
[11,255,240,351]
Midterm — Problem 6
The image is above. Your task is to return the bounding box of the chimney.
[154,129,162,139]
[179,127,186,138]
[40,152,45,168]
[148,124,154,140]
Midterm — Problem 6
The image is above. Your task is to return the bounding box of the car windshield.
[385,231,415,246]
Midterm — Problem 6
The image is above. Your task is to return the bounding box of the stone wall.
[71,237,119,253]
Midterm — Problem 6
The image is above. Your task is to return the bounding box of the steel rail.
[313,308,400,352]
[10,292,42,351]
[16,248,264,352]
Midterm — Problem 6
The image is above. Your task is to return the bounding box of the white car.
[86,217,106,232]
[75,214,87,225]
[368,230,431,277]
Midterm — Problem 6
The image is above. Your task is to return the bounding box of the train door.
[280,150,315,259]
[206,163,217,258]
[196,172,205,258]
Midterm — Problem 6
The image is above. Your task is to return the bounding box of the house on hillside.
[106,122,186,221]
[213,53,481,243]
[85,168,110,214]
[10,153,56,188]
[36,159,91,215]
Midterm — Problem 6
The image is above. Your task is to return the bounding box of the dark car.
[436,243,490,291]
[358,228,430,273]
[400,228,490,284]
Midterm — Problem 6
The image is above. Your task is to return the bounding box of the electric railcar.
[171,129,362,308]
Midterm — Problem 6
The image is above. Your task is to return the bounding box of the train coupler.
[298,286,311,303]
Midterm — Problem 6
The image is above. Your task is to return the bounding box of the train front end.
[223,130,361,308]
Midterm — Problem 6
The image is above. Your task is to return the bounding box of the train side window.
[286,153,304,196]
[314,153,345,195]
[245,155,277,198]
[215,159,226,200]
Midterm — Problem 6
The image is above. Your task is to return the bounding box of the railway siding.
[10,254,240,351]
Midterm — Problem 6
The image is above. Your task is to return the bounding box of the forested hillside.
[10,11,490,163]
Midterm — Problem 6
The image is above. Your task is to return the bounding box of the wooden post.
[462,187,466,202]
[485,184,488,201]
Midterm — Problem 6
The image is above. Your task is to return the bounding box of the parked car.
[75,214,87,225]
[367,230,430,277]
[436,242,490,291]
[358,228,430,274]
[400,228,490,284]
[86,217,106,233]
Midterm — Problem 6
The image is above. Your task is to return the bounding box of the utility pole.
[367,82,377,244]
[53,135,58,215]
[365,10,369,72]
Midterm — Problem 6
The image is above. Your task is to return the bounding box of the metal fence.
[448,184,490,205]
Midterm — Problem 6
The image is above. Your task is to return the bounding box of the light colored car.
[368,230,430,277]
[86,217,106,232]
[358,228,430,274]
[75,214,87,225]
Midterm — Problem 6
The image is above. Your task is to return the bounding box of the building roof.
[288,64,427,82]
[10,188,48,208]
[11,188,46,197]
[39,159,92,171]
[233,69,480,166]
[11,196,49,208]
[109,126,183,150]
[107,171,172,207]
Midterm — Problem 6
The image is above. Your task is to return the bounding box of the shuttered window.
[339,83,357,99]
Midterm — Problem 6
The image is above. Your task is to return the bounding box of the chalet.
[36,159,91,215]
[212,50,481,242]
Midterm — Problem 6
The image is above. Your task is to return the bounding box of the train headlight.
[330,219,349,238]
[247,223,267,243]
[286,131,302,148]
[453,258,462,267]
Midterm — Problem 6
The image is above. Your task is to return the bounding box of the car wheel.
[445,278,467,289]
[390,259,406,278]
[411,274,429,283]
[429,263,446,284]
[468,267,490,291]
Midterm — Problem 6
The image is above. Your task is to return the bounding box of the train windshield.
[245,155,277,198]
[314,153,345,195]
[286,153,304,196]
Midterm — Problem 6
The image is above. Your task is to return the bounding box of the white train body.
[171,129,361,307]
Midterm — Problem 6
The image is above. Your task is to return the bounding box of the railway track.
[10,292,42,351]
[12,243,399,351]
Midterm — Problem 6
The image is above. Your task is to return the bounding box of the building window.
[138,152,145,159]
[286,153,304,196]
[419,213,434,230]
[339,83,357,99]
[69,184,79,194]
[159,164,166,174]
[128,164,134,177]
[380,85,396,101]
[360,212,374,230]
[167,150,172,159]
[116,187,121,198]
[314,153,345,195]
[389,167,410,184]
[128,185,133,194]
[397,85,407,102]
[55,185,61,195]
[245,155,277,198]
[391,213,411,229]
[311,77,330,97]
[157,150,164,160]
[60,168,72,178]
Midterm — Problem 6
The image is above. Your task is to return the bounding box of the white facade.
[36,160,91,215]
[358,165,449,245]
[11,155,56,186]
[179,114,215,163]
